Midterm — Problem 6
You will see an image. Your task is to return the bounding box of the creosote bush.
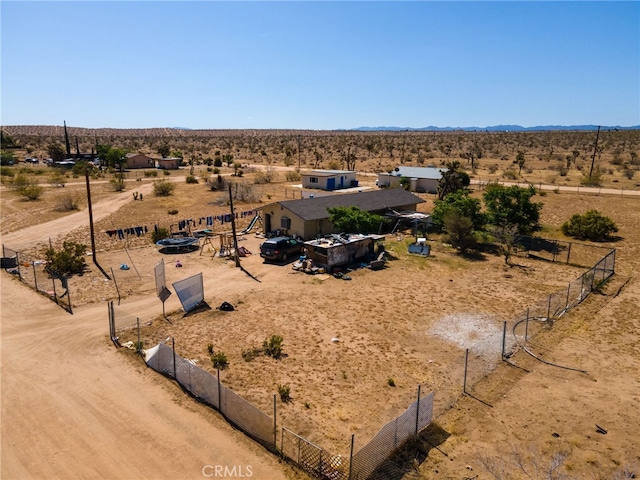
[278,384,292,403]
[263,334,284,360]
[153,179,175,196]
[561,210,618,242]
[54,194,80,212]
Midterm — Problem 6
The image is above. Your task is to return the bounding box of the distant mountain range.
[352,124,640,132]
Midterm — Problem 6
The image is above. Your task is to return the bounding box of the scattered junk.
[408,237,431,256]
[303,233,386,274]
[120,263,130,270]
[368,251,387,270]
[386,210,432,235]
[219,301,235,311]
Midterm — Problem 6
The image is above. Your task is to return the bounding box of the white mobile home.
[301,170,358,191]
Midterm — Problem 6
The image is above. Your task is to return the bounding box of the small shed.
[377,166,446,193]
[301,170,358,191]
[304,234,385,272]
[126,153,155,169]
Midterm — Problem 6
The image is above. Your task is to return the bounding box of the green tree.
[1,150,15,165]
[327,206,383,234]
[431,190,485,232]
[47,142,66,162]
[105,147,128,172]
[443,209,476,253]
[561,210,618,241]
[44,241,87,276]
[437,160,470,200]
[483,184,542,235]
[157,141,170,158]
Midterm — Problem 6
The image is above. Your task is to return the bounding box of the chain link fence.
[108,235,613,480]
[463,243,616,401]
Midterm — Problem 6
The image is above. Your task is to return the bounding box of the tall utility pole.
[85,168,110,279]
[589,125,601,178]
[228,183,241,268]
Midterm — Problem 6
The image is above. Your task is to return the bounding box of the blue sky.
[1,1,638,129]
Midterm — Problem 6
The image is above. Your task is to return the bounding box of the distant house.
[259,188,425,239]
[126,153,155,169]
[156,157,181,170]
[301,170,358,191]
[377,166,446,193]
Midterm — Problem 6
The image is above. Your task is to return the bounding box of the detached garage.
[377,166,446,193]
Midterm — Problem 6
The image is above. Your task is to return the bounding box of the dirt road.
[0,188,291,479]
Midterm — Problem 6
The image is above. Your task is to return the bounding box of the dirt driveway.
[0,190,294,480]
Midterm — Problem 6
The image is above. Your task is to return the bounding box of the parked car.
[259,236,304,262]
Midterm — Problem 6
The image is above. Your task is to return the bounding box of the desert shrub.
[185,175,198,184]
[277,384,291,403]
[49,171,67,187]
[208,174,227,192]
[54,194,80,212]
[263,334,284,360]
[9,173,30,190]
[19,183,44,200]
[71,161,89,176]
[151,227,170,243]
[144,170,158,177]
[580,171,602,186]
[110,176,125,192]
[387,378,396,387]
[285,170,301,182]
[561,210,618,242]
[44,241,87,276]
[488,164,498,174]
[241,346,263,362]
[622,168,635,180]
[502,169,518,180]
[207,343,214,355]
[0,167,15,177]
[230,182,260,203]
[253,168,277,184]
[163,169,171,175]
[153,179,175,196]
[167,208,178,215]
[211,351,229,370]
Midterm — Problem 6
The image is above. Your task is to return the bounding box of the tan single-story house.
[156,157,181,170]
[301,170,358,190]
[259,188,425,239]
[126,153,155,169]
[377,166,446,193]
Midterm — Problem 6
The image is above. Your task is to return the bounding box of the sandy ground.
[2,173,639,479]
[0,190,298,480]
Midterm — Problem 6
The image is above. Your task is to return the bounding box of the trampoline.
[156,236,200,254]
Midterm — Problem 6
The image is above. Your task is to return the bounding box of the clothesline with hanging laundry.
[105,210,259,239]
[175,210,258,231]
[105,226,149,239]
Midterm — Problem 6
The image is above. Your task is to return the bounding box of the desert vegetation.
[2,126,640,190]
